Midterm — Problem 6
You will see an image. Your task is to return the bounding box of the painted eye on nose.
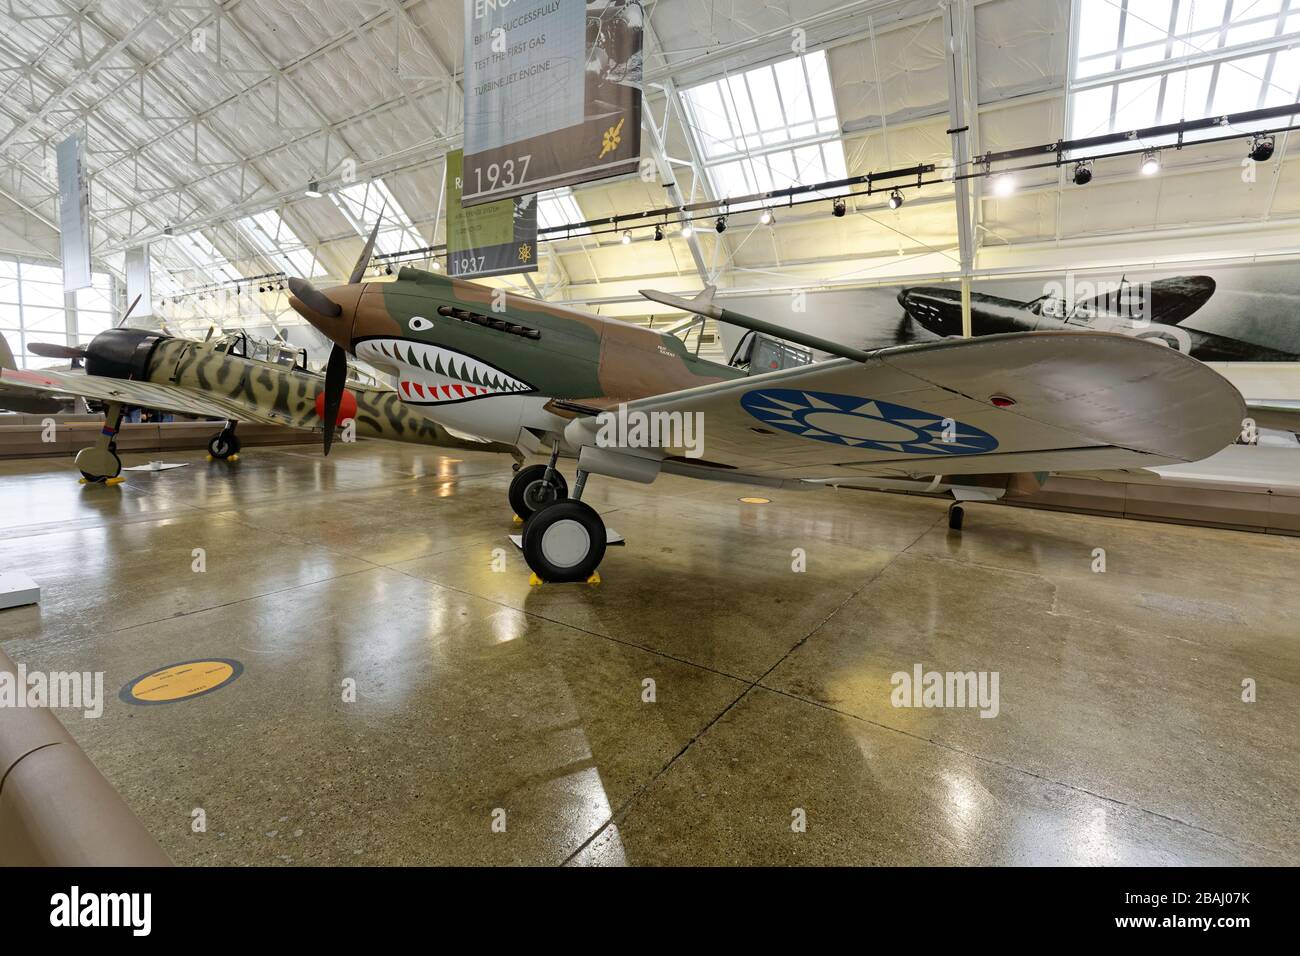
[409,316,433,332]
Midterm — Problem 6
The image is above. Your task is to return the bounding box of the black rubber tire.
[208,432,241,459]
[508,464,568,520]
[948,504,965,531]
[521,500,606,583]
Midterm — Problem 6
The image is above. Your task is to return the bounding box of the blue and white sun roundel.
[740,388,999,456]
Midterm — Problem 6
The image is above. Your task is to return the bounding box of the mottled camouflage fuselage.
[139,334,509,452]
[292,267,744,447]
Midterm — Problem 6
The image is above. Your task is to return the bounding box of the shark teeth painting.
[354,337,532,405]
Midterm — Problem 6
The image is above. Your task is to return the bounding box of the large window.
[681,49,848,205]
[237,210,321,278]
[331,179,424,257]
[1069,0,1300,145]
[0,259,113,368]
[536,188,590,236]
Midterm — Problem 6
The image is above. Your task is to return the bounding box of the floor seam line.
[561,520,938,866]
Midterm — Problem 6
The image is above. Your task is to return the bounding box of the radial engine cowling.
[84,328,171,381]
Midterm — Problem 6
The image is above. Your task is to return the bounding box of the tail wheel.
[508,464,568,520]
[208,432,241,460]
[521,500,606,583]
[948,503,965,531]
[75,446,122,483]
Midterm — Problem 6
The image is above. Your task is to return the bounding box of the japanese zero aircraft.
[0,322,510,484]
[897,275,1300,362]
[286,240,1247,584]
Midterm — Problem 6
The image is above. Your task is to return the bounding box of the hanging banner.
[462,0,643,206]
[56,132,92,292]
[124,244,153,319]
[446,148,539,278]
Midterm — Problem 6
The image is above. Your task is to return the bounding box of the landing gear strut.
[521,467,606,583]
[207,421,241,461]
[508,448,568,520]
[76,401,125,484]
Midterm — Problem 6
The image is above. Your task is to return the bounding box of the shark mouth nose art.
[355,337,531,404]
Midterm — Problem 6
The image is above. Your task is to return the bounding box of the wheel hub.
[540,519,591,568]
[523,479,558,511]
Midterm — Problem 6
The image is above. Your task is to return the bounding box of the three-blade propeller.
[307,215,383,456]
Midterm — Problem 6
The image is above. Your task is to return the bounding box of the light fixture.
[653,224,664,241]
[305,180,322,198]
[385,264,393,275]
[1071,160,1093,185]
[1249,134,1275,162]
[1140,149,1161,176]
[759,208,773,225]
[620,230,632,245]
[431,259,442,271]
[715,216,727,234]
[681,222,694,238]
[992,173,1016,197]
[831,197,846,218]
[887,189,903,210]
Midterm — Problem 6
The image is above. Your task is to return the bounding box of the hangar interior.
[0,0,1298,866]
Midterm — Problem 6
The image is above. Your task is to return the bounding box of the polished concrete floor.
[1,441,1297,865]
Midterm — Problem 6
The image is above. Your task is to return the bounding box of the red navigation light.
[989,395,1016,408]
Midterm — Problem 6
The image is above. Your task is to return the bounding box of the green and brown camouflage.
[297,266,744,410]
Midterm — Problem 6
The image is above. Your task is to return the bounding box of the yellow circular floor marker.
[738,496,771,504]
[119,658,243,705]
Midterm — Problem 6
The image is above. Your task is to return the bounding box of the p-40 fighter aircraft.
[287,240,1246,584]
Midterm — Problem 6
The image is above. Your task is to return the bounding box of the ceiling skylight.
[332,179,425,257]
[237,210,321,278]
[1069,0,1300,150]
[681,49,848,204]
[536,188,590,236]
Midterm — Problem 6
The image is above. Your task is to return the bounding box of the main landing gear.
[508,448,568,521]
[76,401,125,484]
[521,468,606,583]
[207,421,241,461]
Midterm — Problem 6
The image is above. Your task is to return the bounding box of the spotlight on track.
[1140,149,1161,176]
[992,173,1016,197]
[759,208,773,225]
[258,284,266,293]
[385,264,393,275]
[1249,134,1275,162]
[1072,160,1093,185]
[715,216,727,234]
[887,189,903,210]
[654,223,665,241]
[305,180,323,198]
[831,197,846,218]
[621,230,632,245]
[681,222,694,238]
[431,259,441,271]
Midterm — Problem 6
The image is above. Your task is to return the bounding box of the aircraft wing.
[599,331,1243,480]
[0,367,277,425]
[1245,400,1300,435]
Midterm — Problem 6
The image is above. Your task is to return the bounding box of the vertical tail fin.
[0,333,15,370]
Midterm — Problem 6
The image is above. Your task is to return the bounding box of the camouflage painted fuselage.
[138,334,510,453]
[293,267,744,447]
